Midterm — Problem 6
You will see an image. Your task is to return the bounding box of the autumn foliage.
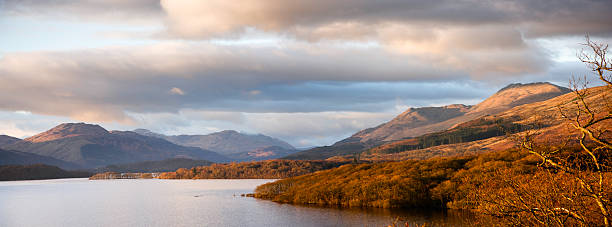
[253,149,536,209]
[158,160,350,179]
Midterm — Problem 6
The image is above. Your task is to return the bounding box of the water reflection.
[0,179,477,227]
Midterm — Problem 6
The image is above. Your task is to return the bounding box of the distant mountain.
[25,123,108,143]
[0,148,81,170]
[4,123,228,169]
[285,82,572,160]
[0,135,21,147]
[96,158,213,173]
[133,129,298,160]
[226,146,301,161]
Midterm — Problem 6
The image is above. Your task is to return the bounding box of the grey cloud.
[1,0,162,23]
[8,0,609,39]
[155,0,606,77]
[159,0,612,39]
[5,0,593,79]
[0,39,587,126]
[0,42,479,122]
[158,0,563,77]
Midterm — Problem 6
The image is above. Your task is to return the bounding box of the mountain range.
[285,82,573,160]
[1,123,228,169]
[0,82,593,171]
[353,84,611,161]
[0,123,298,170]
[133,129,297,160]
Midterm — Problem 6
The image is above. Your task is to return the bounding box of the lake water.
[0,178,475,226]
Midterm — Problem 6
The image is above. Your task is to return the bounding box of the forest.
[368,116,529,155]
[254,147,609,226]
[254,149,536,208]
[158,160,352,179]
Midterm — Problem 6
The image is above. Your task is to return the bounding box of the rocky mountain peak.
[25,123,109,143]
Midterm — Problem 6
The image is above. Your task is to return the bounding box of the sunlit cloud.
[169,87,185,95]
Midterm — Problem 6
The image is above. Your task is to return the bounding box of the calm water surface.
[0,178,474,227]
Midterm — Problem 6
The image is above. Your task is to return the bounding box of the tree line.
[158,160,352,179]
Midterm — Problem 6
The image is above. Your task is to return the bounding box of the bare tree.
[518,36,612,226]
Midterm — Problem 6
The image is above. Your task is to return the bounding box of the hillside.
[4,123,228,169]
[255,150,539,208]
[285,82,571,160]
[0,164,92,181]
[352,82,570,143]
[134,129,297,160]
[282,142,368,160]
[0,148,81,169]
[351,104,472,143]
[0,135,21,146]
[349,85,611,161]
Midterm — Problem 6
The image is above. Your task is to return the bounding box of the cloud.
[2,0,162,24]
[154,0,610,77]
[159,0,612,39]
[0,111,72,138]
[156,0,612,78]
[169,87,185,95]
[244,111,397,146]
[178,110,246,124]
[9,0,610,39]
[6,0,606,80]
[0,42,497,123]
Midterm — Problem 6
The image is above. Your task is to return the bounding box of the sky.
[0,0,611,147]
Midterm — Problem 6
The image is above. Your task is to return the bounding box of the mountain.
[4,123,228,169]
[351,104,472,143]
[341,85,611,161]
[352,82,571,143]
[24,123,108,143]
[96,158,213,173]
[225,146,302,161]
[133,129,298,160]
[0,135,21,147]
[0,148,81,169]
[285,82,572,160]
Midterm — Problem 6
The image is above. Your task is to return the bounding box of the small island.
[89,172,159,180]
